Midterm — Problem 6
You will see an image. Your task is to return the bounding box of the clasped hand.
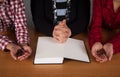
[53,19,71,43]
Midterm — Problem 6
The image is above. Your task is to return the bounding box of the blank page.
[64,38,90,62]
[34,37,64,64]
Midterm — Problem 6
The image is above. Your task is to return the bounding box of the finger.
[53,31,62,43]
[18,52,30,61]
[54,23,68,32]
[96,58,101,62]
[55,30,64,35]
[58,19,67,27]
[10,52,17,60]
[108,54,113,61]
[63,28,71,37]
[54,37,60,42]
[54,33,60,37]
[99,54,107,59]
[56,35,65,43]
[54,28,59,31]
[58,22,63,26]
[62,19,66,25]
[58,29,69,38]
[55,27,70,36]
[91,48,102,59]
[91,47,97,57]
[92,51,98,58]
[54,35,67,43]
[53,30,61,39]
[53,29,60,36]
[96,57,107,63]
[93,53,104,61]
[60,38,68,43]
[99,58,108,63]
[59,39,67,43]
[58,21,64,26]
[98,55,108,63]
[95,56,103,61]
[19,56,26,61]
[18,56,25,61]
[54,23,64,29]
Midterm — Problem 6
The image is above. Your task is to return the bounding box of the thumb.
[10,51,17,60]
[108,52,113,61]
[60,19,67,27]
[58,19,67,27]
[62,19,67,25]
[62,19,66,24]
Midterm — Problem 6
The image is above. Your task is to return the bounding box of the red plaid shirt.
[0,0,29,50]
[89,0,120,54]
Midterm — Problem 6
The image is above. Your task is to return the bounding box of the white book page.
[64,38,90,62]
[34,37,64,64]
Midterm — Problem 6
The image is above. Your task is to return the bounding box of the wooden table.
[0,28,120,77]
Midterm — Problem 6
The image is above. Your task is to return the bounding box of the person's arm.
[13,0,32,61]
[0,35,12,50]
[14,0,29,46]
[89,0,102,48]
[0,35,22,60]
[68,0,90,36]
[31,0,54,36]
[106,33,120,54]
[88,0,112,63]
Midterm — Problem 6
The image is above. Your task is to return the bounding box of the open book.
[34,37,90,64]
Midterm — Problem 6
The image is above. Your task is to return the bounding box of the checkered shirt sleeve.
[14,0,30,45]
[0,0,29,51]
[0,35,12,50]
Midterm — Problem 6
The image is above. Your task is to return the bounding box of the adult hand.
[53,19,71,43]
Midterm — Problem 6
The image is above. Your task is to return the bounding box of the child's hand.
[6,43,32,61]
[103,43,113,61]
[91,42,113,63]
[91,42,107,63]
[6,43,22,60]
[18,44,32,61]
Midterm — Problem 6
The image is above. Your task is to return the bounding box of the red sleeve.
[89,0,102,48]
[107,33,120,54]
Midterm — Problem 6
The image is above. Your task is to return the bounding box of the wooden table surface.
[0,28,120,77]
